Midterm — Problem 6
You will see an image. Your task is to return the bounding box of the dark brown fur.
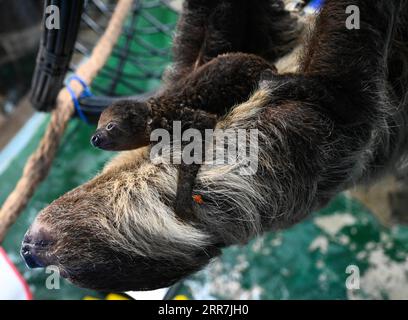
[93,53,275,218]
[168,0,298,82]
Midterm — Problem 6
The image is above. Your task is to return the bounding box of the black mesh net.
[75,0,179,96]
[30,0,180,120]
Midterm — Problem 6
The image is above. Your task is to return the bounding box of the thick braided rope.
[0,0,134,243]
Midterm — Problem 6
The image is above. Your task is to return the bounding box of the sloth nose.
[21,222,55,269]
[90,134,101,147]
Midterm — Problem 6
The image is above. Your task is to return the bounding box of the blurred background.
[1,0,408,300]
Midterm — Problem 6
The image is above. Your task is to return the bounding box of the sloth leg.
[174,114,218,221]
[174,162,201,221]
[168,0,298,83]
[195,0,248,66]
[246,0,301,62]
[168,0,219,82]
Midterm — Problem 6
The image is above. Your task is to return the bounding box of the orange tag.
[192,194,204,205]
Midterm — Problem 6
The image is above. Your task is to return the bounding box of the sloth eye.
[106,122,116,131]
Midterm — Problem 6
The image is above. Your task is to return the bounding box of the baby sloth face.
[92,100,152,151]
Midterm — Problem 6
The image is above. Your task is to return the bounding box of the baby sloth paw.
[175,202,196,222]
[174,183,197,221]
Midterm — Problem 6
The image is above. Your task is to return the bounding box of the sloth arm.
[173,111,218,221]
[149,103,218,220]
[168,0,297,83]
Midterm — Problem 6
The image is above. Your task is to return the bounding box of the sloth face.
[92,100,152,151]
[21,221,216,292]
[20,160,220,292]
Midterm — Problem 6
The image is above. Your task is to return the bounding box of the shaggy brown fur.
[92,53,275,219]
[90,0,298,219]
[93,53,275,150]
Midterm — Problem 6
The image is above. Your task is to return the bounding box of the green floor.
[3,0,408,300]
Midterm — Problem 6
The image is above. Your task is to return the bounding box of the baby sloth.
[92,53,276,220]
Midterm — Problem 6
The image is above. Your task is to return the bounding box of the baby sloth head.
[91,100,152,151]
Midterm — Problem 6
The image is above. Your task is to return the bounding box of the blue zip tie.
[65,75,93,124]
[308,0,324,10]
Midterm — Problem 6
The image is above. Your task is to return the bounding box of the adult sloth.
[21,0,408,291]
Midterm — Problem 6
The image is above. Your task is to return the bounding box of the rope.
[0,0,134,243]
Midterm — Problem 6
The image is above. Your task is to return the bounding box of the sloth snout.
[21,221,55,269]
[90,133,102,147]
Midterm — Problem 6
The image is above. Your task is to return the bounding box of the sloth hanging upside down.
[21,0,408,291]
